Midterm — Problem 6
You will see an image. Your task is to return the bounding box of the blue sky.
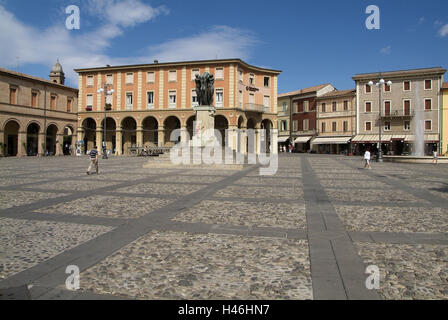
[1,0,447,92]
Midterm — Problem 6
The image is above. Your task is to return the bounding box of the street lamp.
[97,85,114,159]
[368,78,392,162]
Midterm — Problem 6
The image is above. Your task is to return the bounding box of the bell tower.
[49,59,65,85]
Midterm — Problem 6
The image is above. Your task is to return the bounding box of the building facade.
[353,68,446,156]
[442,82,448,155]
[75,59,281,155]
[279,84,335,152]
[277,95,291,150]
[0,63,78,157]
[314,89,356,154]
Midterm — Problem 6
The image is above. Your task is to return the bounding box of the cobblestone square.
[0,154,447,300]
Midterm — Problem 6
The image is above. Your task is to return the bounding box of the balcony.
[381,110,415,119]
[318,110,355,119]
[243,103,270,113]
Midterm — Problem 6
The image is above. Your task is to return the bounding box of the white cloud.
[380,45,392,55]
[144,26,258,63]
[419,17,425,24]
[0,3,257,86]
[86,0,169,27]
[438,24,448,37]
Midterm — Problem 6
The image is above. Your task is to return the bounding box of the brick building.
[75,59,281,155]
[0,62,78,157]
[279,84,335,152]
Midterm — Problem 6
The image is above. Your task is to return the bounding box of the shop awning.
[277,136,289,143]
[312,137,352,145]
[352,135,388,143]
[294,136,313,144]
[405,134,439,142]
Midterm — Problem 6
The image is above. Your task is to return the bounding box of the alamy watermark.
[365,265,380,290]
[66,5,80,30]
[365,5,380,30]
[65,265,80,291]
[169,124,278,176]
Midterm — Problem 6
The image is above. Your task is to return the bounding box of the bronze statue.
[195,72,214,106]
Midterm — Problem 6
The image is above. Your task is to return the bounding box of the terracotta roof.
[74,58,282,75]
[353,67,446,80]
[0,67,78,92]
[317,89,356,99]
[278,83,332,98]
[442,82,448,89]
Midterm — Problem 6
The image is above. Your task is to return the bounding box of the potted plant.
[105,103,112,111]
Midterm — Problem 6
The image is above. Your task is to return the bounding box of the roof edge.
[74,58,282,74]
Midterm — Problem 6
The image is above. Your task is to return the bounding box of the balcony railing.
[318,110,355,118]
[243,103,270,113]
[381,110,415,118]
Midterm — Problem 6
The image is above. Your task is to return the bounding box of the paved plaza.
[0,154,447,300]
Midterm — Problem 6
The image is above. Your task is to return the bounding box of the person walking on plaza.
[433,150,438,165]
[87,146,99,175]
[364,149,372,169]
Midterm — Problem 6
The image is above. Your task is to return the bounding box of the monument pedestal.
[192,106,220,147]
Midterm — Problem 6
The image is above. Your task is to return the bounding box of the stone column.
[38,132,46,156]
[255,129,261,155]
[136,126,143,147]
[0,130,4,156]
[56,133,64,156]
[158,126,165,147]
[96,129,103,155]
[272,129,278,154]
[116,127,122,155]
[228,126,238,151]
[180,125,189,145]
[18,130,26,157]
[77,128,84,154]
[240,127,247,154]
[71,133,77,156]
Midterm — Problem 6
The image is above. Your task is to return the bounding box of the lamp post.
[97,84,114,159]
[368,78,392,162]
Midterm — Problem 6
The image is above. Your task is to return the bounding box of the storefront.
[294,136,313,152]
[353,134,439,156]
[311,136,352,155]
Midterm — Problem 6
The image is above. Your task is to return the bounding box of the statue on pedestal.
[195,72,215,107]
[192,72,218,147]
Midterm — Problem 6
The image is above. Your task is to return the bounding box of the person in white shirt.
[364,149,372,169]
[433,150,438,164]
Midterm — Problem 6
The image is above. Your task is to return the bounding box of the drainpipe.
[43,84,47,156]
[289,96,293,147]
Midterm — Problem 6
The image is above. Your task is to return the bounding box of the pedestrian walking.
[433,150,438,165]
[364,149,372,169]
[87,146,99,175]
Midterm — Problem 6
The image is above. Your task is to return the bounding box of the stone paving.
[0,154,447,300]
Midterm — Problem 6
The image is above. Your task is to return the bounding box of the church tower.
[49,59,65,85]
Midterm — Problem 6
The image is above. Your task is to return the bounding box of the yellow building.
[442,82,448,155]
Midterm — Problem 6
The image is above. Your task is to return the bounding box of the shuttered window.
[169,71,177,82]
[126,73,134,84]
[404,100,411,115]
[384,101,391,116]
[147,72,155,83]
[365,102,372,113]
